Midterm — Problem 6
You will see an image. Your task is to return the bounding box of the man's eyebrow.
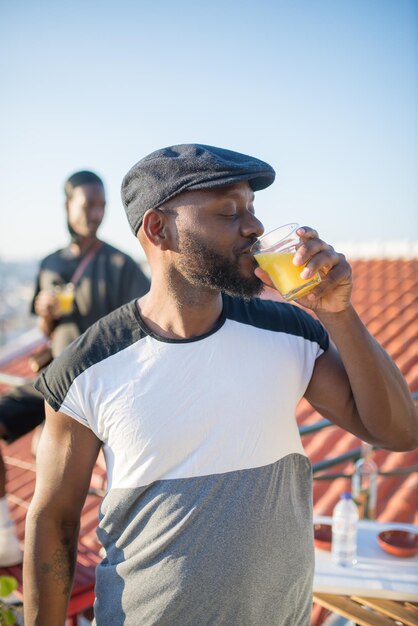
[222,188,255,202]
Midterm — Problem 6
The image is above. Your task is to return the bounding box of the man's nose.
[241,213,264,238]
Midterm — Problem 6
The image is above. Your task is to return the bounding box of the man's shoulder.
[223,293,311,326]
[34,300,143,407]
[100,241,149,279]
[223,295,329,348]
[66,301,139,363]
[68,299,141,360]
[39,247,69,268]
[100,241,136,263]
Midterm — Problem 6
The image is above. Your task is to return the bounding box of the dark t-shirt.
[31,240,150,355]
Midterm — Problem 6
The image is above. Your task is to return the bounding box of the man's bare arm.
[23,403,102,626]
[305,306,418,451]
[255,226,418,451]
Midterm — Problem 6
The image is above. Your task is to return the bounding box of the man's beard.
[175,229,263,299]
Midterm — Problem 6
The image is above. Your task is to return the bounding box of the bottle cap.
[341,492,352,500]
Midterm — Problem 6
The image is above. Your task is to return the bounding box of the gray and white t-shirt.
[36,295,329,626]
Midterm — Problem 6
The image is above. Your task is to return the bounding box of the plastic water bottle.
[332,492,359,566]
[351,443,378,520]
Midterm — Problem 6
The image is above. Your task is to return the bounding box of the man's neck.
[137,284,223,340]
[69,235,99,257]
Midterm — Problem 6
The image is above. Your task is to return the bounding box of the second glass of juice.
[54,283,75,316]
[251,223,321,301]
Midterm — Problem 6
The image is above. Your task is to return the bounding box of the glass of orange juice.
[251,223,321,301]
[54,283,75,316]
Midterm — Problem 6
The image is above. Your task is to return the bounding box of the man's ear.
[141,209,173,250]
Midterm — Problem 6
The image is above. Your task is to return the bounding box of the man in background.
[0,170,149,567]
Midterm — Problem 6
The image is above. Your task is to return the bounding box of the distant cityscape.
[0,259,39,346]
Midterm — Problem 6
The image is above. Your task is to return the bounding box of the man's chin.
[221,276,264,300]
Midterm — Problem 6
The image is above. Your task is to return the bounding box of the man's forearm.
[317,305,418,450]
[37,315,57,338]
[23,509,78,625]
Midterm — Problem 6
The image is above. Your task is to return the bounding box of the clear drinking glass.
[251,223,321,301]
[54,283,75,315]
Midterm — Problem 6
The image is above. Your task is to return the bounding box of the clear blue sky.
[0,0,417,263]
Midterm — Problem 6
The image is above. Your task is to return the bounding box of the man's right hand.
[34,290,59,319]
[34,290,61,337]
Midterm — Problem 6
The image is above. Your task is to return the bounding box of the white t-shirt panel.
[59,317,322,488]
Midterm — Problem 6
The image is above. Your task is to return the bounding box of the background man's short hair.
[64,170,104,199]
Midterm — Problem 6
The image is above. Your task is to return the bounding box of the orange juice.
[255,251,320,300]
[55,286,75,315]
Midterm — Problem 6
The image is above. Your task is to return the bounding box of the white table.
[313,517,418,600]
[313,517,418,626]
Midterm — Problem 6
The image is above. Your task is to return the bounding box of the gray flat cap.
[121,143,276,235]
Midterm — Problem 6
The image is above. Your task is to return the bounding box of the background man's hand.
[34,290,62,337]
[34,290,60,320]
